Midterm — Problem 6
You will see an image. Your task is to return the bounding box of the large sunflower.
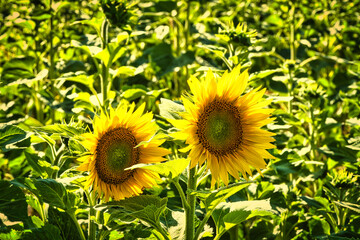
[171,66,276,186]
[77,103,170,201]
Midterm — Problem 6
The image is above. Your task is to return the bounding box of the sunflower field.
[1,0,360,239]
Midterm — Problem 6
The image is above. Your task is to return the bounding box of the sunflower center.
[95,128,139,185]
[197,99,243,157]
[206,111,233,145]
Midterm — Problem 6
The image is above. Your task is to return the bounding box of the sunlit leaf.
[159,98,185,120]
[0,125,27,150]
[126,158,189,179]
[100,195,168,230]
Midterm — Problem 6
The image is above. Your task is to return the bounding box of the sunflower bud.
[218,23,257,47]
[329,169,358,189]
[100,0,137,30]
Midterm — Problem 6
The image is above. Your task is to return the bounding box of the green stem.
[173,179,190,211]
[69,211,86,240]
[288,3,295,115]
[288,67,294,114]
[49,0,55,123]
[229,225,239,240]
[183,0,191,90]
[101,19,109,107]
[185,167,197,240]
[194,211,212,240]
[155,224,171,240]
[88,191,96,240]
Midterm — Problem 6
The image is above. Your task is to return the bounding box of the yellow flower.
[77,103,170,201]
[171,66,276,186]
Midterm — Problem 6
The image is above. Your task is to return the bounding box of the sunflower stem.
[69,210,86,240]
[173,178,190,211]
[193,211,212,240]
[155,223,171,240]
[101,18,109,107]
[88,190,96,240]
[185,166,197,240]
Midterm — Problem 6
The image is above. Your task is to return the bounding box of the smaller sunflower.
[171,66,276,186]
[77,103,170,201]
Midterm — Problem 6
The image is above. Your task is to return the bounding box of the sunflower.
[77,103,170,201]
[171,66,276,186]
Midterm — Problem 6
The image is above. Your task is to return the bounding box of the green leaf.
[0,229,22,240]
[112,66,136,78]
[22,223,62,240]
[265,15,284,27]
[8,69,48,86]
[334,201,360,213]
[159,98,185,120]
[249,68,283,81]
[126,158,190,179]
[196,182,251,211]
[34,179,76,211]
[101,195,167,228]
[94,48,111,67]
[48,207,83,240]
[24,150,46,177]
[35,179,66,209]
[146,89,168,99]
[0,181,29,222]
[72,16,104,36]
[62,74,95,91]
[269,80,288,93]
[213,199,275,236]
[34,123,84,138]
[161,210,185,240]
[70,40,102,57]
[1,56,35,83]
[0,126,27,150]
[121,88,147,101]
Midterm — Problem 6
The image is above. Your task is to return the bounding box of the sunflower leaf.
[159,98,185,120]
[34,123,84,138]
[22,223,62,240]
[125,158,189,179]
[0,180,29,223]
[34,179,77,211]
[193,182,252,211]
[0,125,27,150]
[212,199,276,236]
[99,195,167,229]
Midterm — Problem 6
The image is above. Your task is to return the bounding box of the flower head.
[171,66,276,186]
[77,103,170,201]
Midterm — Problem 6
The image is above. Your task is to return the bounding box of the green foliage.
[0,0,359,239]
[0,181,29,223]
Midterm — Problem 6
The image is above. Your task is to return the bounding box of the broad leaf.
[159,98,185,120]
[24,150,46,177]
[101,195,167,229]
[126,158,189,179]
[48,207,83,240]
[194,182,251,211]
[1,56,35,83]
[0,229,22,240]
[34,179,77,211]
[0,181,29,222]
[213,199,276,236]
[34,123,84,138]
[249,68,283,81]
[22,223,62,240]
[0,125,27,150]
[121,88,147,101]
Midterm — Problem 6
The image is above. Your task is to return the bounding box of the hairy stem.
[185,167,197,240]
